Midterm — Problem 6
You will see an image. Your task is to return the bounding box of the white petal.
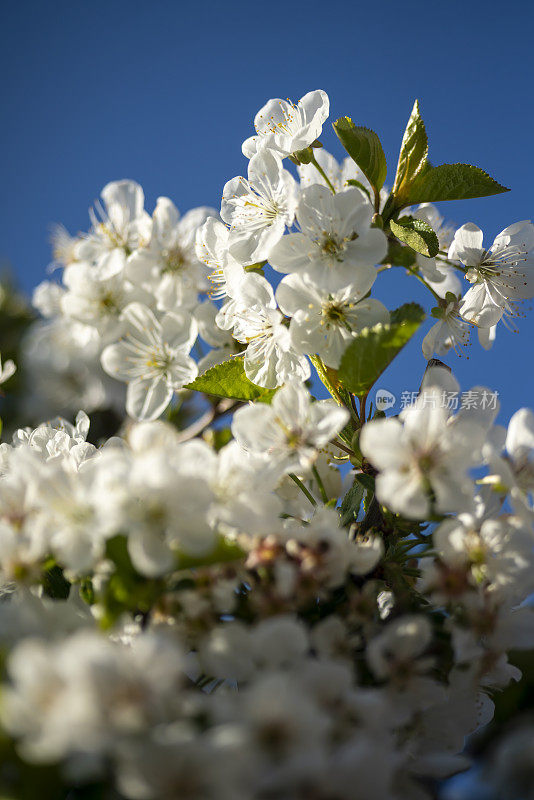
[121,302,161,344]
[506,408,534,460]
[128,530,175,577]
[477,324,496,350]
[152,197,180,244]
[448,222,484,264]
[126,376,173,421]
[360,418,406,470]
[101,342,137,382]
[160,311,197,350]
[269,233,314,274]
[101,179,145,221]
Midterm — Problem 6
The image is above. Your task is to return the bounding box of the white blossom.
[101,302,198,420]
[360,370,498,518]
[76,180,152,280]
[221,149,297,266]
[231,381,349,476]
[276,272,389,368]
[218,272,310,388]
[126,198,217,311]
[241,89,329,159]
[194,216,246,301]
[422,294,471,359]
[450,221,534,326]
[269,185,387,292]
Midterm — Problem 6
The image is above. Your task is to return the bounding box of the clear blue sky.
[1,0,533,425]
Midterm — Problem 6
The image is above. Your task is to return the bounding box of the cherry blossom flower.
[76,180,152,280]
[101,302,198,420]
[360,370,498,518]
[276,273,389,368]
[241,89,329,159]
[422,294,471,359]
[221,149,297,265]
[195,216,246,301]
[218,272,310,388]
[269,185,387,292]
[449,221,534,326]
[126,198,217,311]
[231,381,349,475]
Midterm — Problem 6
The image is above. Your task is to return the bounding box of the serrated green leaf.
[338,303,425,396]
[403,162,509,204]
[389,302,425,326]
[388,101,509,211]
[390,216,440,258]
[392,100,428,197]
[186,357,275,402]
[340,481,364,527]
[333,117,387,192]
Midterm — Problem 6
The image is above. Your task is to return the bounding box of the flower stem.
[332,439,355,457]
[289,473,317,507]
[359,393,368,423]
[312,465,329,504]
[407,267,442,303]
[310,153,336,194]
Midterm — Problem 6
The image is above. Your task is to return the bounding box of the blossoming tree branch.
[0,90,533,799]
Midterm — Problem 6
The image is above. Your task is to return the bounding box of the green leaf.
[338,303,425,396]
[333,118,387,191]
[340,481,364,527]
[186,357,275,402]
[402,163,509,205]
[392,100,428,198]
[355,473,376,494]
[389,216,440,258]
[388,100,509,210]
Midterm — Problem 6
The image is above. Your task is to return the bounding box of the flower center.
[468,244,529,283]
[99,291,120,313]
[317,231,358,261]
[163,246,187,273]
[321,301,353,332]
[321,234,341,256]
[98,223,126,249]
[145,346,172,373]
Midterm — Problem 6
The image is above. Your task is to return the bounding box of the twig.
[175,398,239,443]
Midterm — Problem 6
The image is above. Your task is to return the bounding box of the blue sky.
[1,0,533,425]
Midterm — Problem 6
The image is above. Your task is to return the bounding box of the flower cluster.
[1,89,534,799]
